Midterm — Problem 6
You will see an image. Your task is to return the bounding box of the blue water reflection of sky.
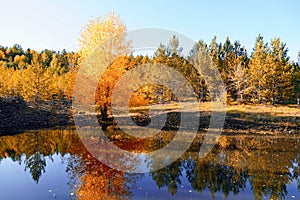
[0,153,300,199]
[0,154,72,200]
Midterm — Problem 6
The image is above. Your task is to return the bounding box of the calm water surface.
[0,127,300,200]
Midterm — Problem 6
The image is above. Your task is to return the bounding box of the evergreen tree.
[264,38,292,104]
[292,53,300,105]
[246,34,268,103]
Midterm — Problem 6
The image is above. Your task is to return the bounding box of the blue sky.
[0,0,299,61]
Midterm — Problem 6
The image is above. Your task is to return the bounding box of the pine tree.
[246,34,268,103]
[292,53,300,105]
[264,38,292,104]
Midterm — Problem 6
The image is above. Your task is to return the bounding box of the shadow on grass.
[0,97,72,135]
[110,108,299,135]
[225,109,299,135]
[1,96,299,136]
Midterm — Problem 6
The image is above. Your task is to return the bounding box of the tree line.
[0,45,78,101]
[0,13,299,110]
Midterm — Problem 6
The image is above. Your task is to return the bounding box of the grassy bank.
[1,96,299,136]
[224,104,299,135]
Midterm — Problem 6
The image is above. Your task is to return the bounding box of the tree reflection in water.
[0,128,300,199]
[150,135,300,199]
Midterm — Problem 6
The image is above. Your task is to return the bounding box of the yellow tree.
[21,51,53,101]
[56,52,79,99]
[13,54,28,69]
[60,69,77,99]
[0,49,5,60]
[228,60,249,103]
[77,13,130,120]
[0,66,14,96]
[78,13,129,65]
[47,52,68,98]
[94,55,153,120]
[246,34,268,103]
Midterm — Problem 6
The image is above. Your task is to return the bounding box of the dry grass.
[226,104,300,117]
[130,102,299,117]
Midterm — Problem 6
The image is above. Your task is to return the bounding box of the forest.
[0,13,299,119]
[0,13,299,200]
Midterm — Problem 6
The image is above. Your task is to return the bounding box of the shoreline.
[0,98,299,136]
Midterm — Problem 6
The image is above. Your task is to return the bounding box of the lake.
[0,127,299,199]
